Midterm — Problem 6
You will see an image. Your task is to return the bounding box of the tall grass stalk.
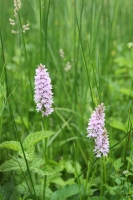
[73,0,94,108]
[18,11,33,97]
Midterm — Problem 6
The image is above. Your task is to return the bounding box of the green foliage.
[0,0,133,199]
[0,141,21,151]
[0,83,6,116]
[50,184,84,200]
[109,156,133,199]
[0,131,55,198]
[109,119,127,132]
[19,146,35,161]
[0,158,26,172]
[31,165,55,176]
[23,131,55,149]
[0,179,20,200]
[88,197,107,200]
[113,158,124,172]
[0,131,55,161]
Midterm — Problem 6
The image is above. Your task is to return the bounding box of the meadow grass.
[0,0,133,199]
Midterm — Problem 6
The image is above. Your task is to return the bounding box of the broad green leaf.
[115,57,132,67]
[0,158,26,172]
[50,177,66,186]
[34,185,52,198]
[0,141,21,151]
[109,119,126,132]
[19,146,35,161]
[67,194,80,200]
[115,178,121,185]
[29,158,45,168]
[50,184,84,200]
[120,88,133,97]
[23,131,55,149]
[16,182,29,195]
[31,165,55,176]
[113,158,123,171]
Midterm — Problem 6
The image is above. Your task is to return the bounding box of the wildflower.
[65,62,71,71]
[34,64,54,117]
[59,48,65,58]
[87,103,109,157]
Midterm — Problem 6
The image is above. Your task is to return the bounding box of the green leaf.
[115,57,132,67]
[50,177,66,186]
[16,182,29,195]
[0,141,21,151]
[88,197,107,200]
[119,88,133,97]
[1,179,16,200]
[34,185,52,198]
[0,158,26,172]
[29,158,45,168]
[115,178,121,185]
[23,131,55,149]
[126,157,133,165]
[31,165,55,176]
[0,186,4,200]
[113,158,124,171]
[50,184,84,200]
[109,119,126,132]
[19,146,35,161]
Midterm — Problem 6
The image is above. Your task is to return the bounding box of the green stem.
[42,119,48,200]
[73,0,95,108]
[39,0,42,62]
[18,12,33,98]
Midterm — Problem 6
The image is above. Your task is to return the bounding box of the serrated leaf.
[16,182,29,195]
[31,165,55,176]
[0,158,26,172]
[19,146,35,161]
[50,184,84,200]
[34,185,52,198]
[43,165,55,175]
[0,141,21,151]
[23,131,55,149]
[30,158,45,168]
